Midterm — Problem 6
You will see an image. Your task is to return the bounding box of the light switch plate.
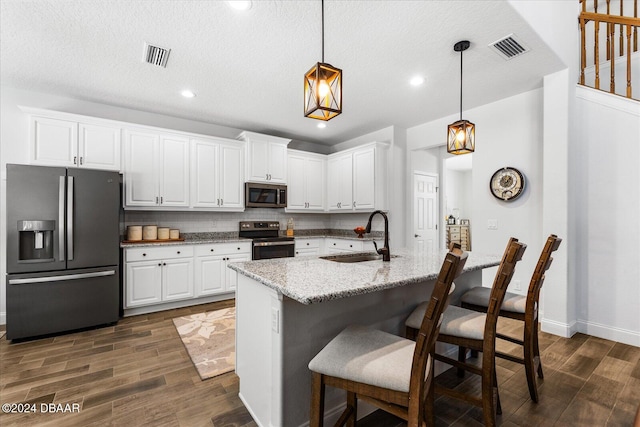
[487,219,498,230]
[512,280,521,291]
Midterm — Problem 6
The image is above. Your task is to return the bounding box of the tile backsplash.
[123,209,386,234]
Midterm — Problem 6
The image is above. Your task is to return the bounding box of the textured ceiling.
[0,0,566,146]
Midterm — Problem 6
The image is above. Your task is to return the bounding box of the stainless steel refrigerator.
[6,164,120,340]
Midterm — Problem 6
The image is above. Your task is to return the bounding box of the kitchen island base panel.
[235,269,482,427]
[122,292,234,317]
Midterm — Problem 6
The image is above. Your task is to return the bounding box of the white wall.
[576,86,640,345]
[407,89,544,292]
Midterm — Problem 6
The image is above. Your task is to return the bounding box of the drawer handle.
[177,251,181,254]
[306,243,310,246]
[163,263,166,266]
[143,253,147,257]
[349,244,352,247]
[210,249,214,252]
[237,247,240,250]
[158,263,161,266]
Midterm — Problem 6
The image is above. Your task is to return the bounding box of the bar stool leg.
[523,320,539,403]
[310,372,325,427]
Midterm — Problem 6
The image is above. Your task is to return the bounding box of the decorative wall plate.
[490,167,525,201]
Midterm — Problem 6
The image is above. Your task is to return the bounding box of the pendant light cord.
[459,48,463,120]
[321,0,325,63]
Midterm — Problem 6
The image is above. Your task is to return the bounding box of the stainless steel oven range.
[239,221,295,260]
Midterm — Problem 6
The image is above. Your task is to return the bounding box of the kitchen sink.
[320,253,398,263]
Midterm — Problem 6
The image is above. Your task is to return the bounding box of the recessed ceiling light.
[410,76,425,86]
[317,123,327,129]
[227,1,252,11]
[181,90,196,98]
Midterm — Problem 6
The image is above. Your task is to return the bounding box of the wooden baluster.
[582,0,586,13]
[610,21,616,93]
[581,17,587,85]
[620,0,624,56]
[627,24,632,98]
[595,20,600,89]
[634,0,638,51]
[594,0,597,13]
[606,0,611,60]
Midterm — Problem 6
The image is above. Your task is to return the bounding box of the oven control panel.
[239,221,281,231]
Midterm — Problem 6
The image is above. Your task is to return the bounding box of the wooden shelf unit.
[447,224,471,251]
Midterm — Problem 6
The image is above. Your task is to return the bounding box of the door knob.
[414,234,421,238]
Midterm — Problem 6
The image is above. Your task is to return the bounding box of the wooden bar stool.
[405,237,526,427]
[460,234,562,403]
[308,246,468,427]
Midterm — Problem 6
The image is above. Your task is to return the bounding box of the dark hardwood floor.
[1,300,638,426]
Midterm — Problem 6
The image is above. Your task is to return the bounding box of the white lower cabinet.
[125,246,194,308]
[324,238,365,254]
[294,238,323,256]
[194,243,252,296]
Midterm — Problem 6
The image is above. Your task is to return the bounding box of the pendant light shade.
[447,40,475,155]
[304,0,342,121]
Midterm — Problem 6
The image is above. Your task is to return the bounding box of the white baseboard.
[577,320,640,347]
[540,318,578,338]
[123,293,234,317]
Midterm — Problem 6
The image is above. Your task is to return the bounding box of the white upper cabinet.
[191,137,244,211]
[124,129,189,208]
[238,131,290,184]
[30,114,121,171]
[327,142,388,212]
[287,150,326,212]
[327,152,354,211]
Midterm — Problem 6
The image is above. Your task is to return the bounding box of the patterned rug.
[172,307,236,380]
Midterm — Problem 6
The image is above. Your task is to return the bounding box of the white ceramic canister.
[169,229,180,240]
[157,227,170,240]
[127,226,142,241]
[142,225,158,240]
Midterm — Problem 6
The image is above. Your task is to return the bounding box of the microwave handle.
[279,189,286,206]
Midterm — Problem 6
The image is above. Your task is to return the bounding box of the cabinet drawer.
[126,245,194,262]
[194,242,251,256]
[295,238,322,250]
[448,226,461,233]
[325,239,364,252]
[449,232,461,240]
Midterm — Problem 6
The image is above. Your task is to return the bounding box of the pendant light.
[304,0,342,121]
[447,40,475,155]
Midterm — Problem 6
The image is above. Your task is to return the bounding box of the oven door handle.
[253,241,295,247]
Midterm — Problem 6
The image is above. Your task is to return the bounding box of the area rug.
[172,307,236,380]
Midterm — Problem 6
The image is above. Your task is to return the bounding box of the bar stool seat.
[309,325,427,393]
[461,287,533,314]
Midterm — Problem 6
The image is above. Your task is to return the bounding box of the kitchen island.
[229,248,502,427]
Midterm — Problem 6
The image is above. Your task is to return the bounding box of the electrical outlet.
[512,280,521,291]
[487,219,498,230]
[271,307,280,333]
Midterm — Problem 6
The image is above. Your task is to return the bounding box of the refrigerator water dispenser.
[18,220,55,262]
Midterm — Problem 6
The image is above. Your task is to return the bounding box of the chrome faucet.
[365,210,390,261]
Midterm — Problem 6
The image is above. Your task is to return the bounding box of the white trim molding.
[541,317,578,338]
[577,320,640,347]
[575,85,640,116]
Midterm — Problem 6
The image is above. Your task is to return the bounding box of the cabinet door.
[191,139,219,208]
[247,138,270,182]
[79,123,121,171]
[219,143,244,209]
[31,117,78,167]
[160,135,190,207]
[353,147,376,210]
[126,261,162,307]
[225,253,251,291]
[287,154,307,210]
[163,258,194,301]
[195,255,225,296]
[327,154,353,211]
[305,156,326,210]
[267,142,288,183]
[124,129,159,207]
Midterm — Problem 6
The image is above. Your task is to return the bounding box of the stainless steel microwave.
[245,183,287,208]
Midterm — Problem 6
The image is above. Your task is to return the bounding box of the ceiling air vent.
[489,34,529,60]
[143,42,171,68]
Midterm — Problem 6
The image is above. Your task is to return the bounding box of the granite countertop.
[228,248,502,305]
[120,233,250,248]
[120,229,383,248]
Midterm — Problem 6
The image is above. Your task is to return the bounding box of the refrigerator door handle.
[58,176,66,262]
[67,176,74,261]
[8,270,116,285]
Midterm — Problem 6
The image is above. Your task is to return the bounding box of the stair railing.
[579,0,639,99]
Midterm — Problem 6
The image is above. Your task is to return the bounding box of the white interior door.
[413,173,438,252]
